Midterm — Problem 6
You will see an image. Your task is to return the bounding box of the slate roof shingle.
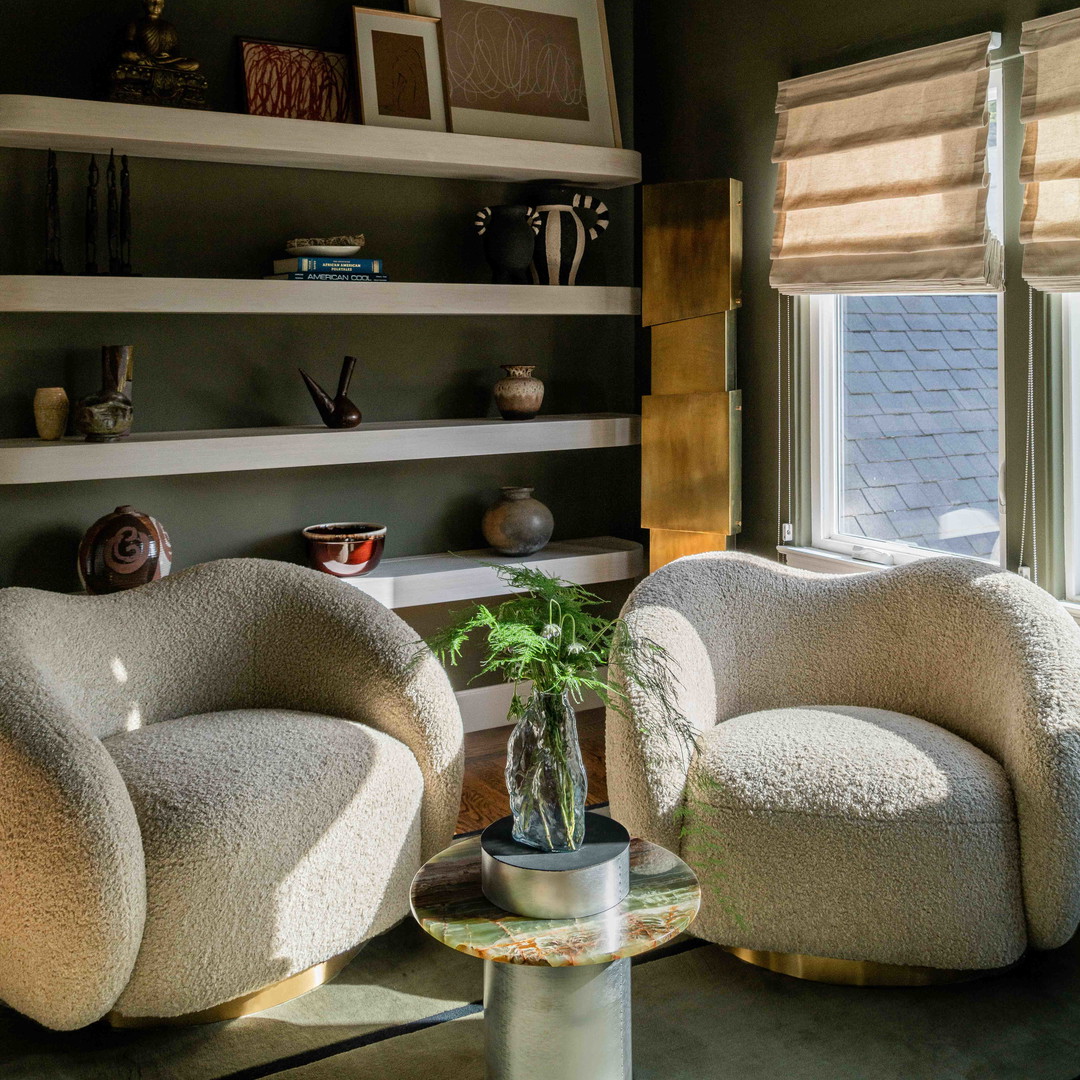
[841,295,999,559]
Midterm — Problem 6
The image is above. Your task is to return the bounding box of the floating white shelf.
[346,536,644,609]
[0,276,640,316]
[0,95,642,188]
[0,414,640,485]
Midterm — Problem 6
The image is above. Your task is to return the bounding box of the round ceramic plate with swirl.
[410,834,700,967]
[286,234,366,257]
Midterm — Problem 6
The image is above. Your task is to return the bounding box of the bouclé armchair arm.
[0,676,145,1030]
[606,600,717,851]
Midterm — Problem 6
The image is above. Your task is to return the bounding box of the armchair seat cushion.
[102,708,423,1019]
[685,705,1027,969]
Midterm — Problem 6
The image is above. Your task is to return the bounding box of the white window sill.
[1062,601,1080,628]
[778,545,885,574]
[781,545,1080,629]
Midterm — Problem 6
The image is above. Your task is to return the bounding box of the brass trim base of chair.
[107,945,362,1028]
[724,946,1012,987]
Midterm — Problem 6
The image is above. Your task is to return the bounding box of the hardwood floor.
[456,708,607,835]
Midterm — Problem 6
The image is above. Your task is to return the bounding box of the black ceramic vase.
[481,486,554,555]
[530,188,610,286]
[74,346,134,442]
[474,205,542,284]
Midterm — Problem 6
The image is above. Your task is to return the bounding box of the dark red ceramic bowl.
[302,522,386,578]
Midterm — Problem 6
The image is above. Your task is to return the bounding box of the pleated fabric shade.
[771,32,1002,295]
[1021,7,1080,290]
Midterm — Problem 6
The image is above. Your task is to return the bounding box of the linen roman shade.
[1020,8,1080,290]
[771,32,1002,294]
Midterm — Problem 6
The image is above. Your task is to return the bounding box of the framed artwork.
[239,39,357,123]
[407,0,620,147]
[352,8,452,132]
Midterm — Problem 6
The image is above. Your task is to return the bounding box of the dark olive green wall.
[0,0,638,633]
[637,0,1055,566]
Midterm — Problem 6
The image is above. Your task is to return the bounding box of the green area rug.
[4,924,1080,1080]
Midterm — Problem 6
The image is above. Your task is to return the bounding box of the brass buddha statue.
[120,0,200,71]
[107,0,208,109]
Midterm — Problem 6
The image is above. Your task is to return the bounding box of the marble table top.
[410,834,701,967]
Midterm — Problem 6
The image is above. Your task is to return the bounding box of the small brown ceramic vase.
[78,505,173,595]
[74,346,134,442]
[303,522,386,577]
[493,365,544,421]
[482,486,554,556]
[33,387,69,440]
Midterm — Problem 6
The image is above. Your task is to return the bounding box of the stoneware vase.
[493,365,544,420]
[505,689,587,852]
[74,346,134,442]
[474,205,542,285]
[33,387,69,440]
[302,522,386,577]
[482,486,554,555]
[78,505,173,595]
[531,188,610,286]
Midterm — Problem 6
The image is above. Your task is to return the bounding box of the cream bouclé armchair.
[607,552,1080,982]
[0,558,464,1030]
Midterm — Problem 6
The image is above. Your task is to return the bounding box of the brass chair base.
[724,946,1010,987]
[107,945,361,1028]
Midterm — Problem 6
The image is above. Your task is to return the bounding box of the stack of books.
[265,257,388,282]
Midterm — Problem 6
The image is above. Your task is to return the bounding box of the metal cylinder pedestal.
[480,812,631,918]
[484,956,631,1080]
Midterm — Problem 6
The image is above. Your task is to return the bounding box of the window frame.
[1061,293,1080,600]
[806,291,1007,569]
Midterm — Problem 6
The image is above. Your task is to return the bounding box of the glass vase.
[505,690,587,852]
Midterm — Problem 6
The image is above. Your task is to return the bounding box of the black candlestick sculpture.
[300,357,362,428]
[119,155,132,275]
[44,150,63,275]
[84,156,99,276]
[106,151,120,274]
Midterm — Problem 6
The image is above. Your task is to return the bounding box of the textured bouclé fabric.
[105,709,423,1017]
[0,559,463,1029]
[607,553,1080,969]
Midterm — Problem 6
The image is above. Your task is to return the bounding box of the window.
[810,293,1002,565]
[1063,294,1080,599]
[805,81,1004,567]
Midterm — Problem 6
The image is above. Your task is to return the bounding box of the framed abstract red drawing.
[239,39,357,123]
[352,8,452,132]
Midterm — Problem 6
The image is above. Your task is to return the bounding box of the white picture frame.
[408,0,620,147]
[352,7,452,132]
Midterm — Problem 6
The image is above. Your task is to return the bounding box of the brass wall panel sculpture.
[641,390,741,535]
[642,181,742,571]
[642,179,742,327]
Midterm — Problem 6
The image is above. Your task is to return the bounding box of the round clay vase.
[493,365,544,421]
[73,346,134,443]
[482,486,554,556]
[474,205,542,284]
[78,505,173,595]
[33,387,69,440]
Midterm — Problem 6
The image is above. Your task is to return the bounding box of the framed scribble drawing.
[239,39,357,123]
[407,0,620,147]
[352,8,452,132]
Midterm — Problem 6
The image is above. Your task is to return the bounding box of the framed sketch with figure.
[352,7,452,132]
[407,0,620,147]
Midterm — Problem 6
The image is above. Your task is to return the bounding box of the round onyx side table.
[410,815,700,1080]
